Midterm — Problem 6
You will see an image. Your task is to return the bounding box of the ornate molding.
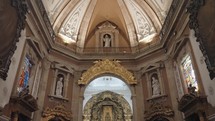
[0,0,28,80]
[160,0,180,40]
[178,94,196,112]
[98,21,116,29]
[124,0,156,41]
[37,0,55,39]
[187,0,215,79]
[187,0,205,31]
[9,93,38,117]
[178,94,208,113]
[42,104,72,121]
[78,59,137,85]
[144,102,174,121]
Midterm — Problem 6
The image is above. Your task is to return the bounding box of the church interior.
[1,0,215,121]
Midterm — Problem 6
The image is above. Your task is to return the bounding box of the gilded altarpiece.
[83,91,132,121]
[42,104,72,121]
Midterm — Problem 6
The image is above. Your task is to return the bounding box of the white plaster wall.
[0,30,26,108]
[189,30,215,106]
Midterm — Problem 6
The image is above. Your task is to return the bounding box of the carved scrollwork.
[178,93,210,116]
[0,0,28,80]
[144,102,174,121]
[9,93,38,116]
[78,59,137,85]
[187,0,205,31]
[42,104,72,121]
[178,94,196,112]
[187,0,215,79]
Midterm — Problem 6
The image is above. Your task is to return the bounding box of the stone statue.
[151,76,161,97]
[55,76,64,97]
[105,112,111,121]
[103,34,111,47]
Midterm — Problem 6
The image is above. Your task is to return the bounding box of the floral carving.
[42,104,72,121]
[78,59,137,85]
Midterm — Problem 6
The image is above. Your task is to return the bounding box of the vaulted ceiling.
[42,0,172,48]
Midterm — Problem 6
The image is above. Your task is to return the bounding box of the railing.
[58,38,161,55]
[83,47,133,54]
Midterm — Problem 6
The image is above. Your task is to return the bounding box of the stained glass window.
[181,55,198,91]
[17,55,32,92]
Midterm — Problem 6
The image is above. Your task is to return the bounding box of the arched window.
[180,55,198,92]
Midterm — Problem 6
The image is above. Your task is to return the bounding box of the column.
[145,72,151,96]
[78,91,84,121]
[134,71,145,121]
[32,57,51,121]
[52,69,58,95]
[64,73,70,98]
[157,68,165,95]
[164,58,183,121]
[130,85,138,121]
[71,71,83,121]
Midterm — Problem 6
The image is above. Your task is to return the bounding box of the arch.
[83,91,132,121]
[78,59,137,85]
[144,102,174,121]
[42,104,72,121]
[153,117,170,121]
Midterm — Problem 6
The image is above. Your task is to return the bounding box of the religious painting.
[17,55,32,93]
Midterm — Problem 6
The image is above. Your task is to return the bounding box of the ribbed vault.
[42,0,172,49]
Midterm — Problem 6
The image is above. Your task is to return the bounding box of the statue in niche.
[151,74,161,97]
[103,34,111,47]
[55,75,64,97]
[105,112,111,121]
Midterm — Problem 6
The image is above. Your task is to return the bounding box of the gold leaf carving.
[42,104,72,121]
[78,59,137,85]
[83,91,132,121]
